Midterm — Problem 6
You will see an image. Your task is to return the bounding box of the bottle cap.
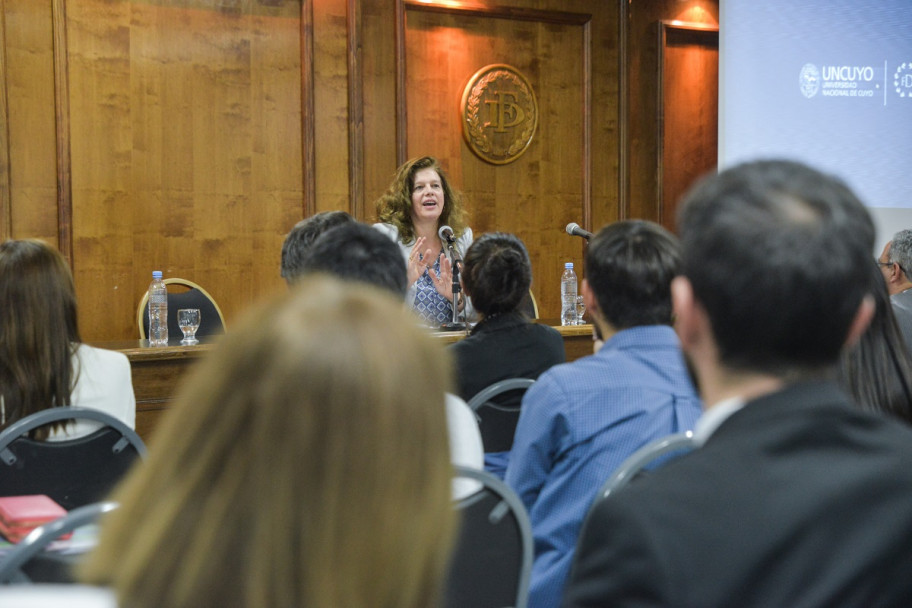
[152,271,163,279]
[564,262,574,269]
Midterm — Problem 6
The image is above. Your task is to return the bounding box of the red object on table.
[0,495,69,543]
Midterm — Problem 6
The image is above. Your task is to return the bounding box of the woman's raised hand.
[407,237,434,286]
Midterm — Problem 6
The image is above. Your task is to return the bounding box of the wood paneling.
[658,22,717,232]
[393,1,618,320]
[0,0,718,341]
[626,0,718,225]
[3,0,59,243]
[0,0,10,240]
[63,0,303,340]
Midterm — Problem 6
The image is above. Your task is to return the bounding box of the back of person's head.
[462,232,532,317]
[585,220,680,329]
[80,276,456,608]
[0,239,80,438]
[280,211,354,285]
[888,228,912,282]
[300,221,408,297]
[837,261,912,423]
[677,159,875,375]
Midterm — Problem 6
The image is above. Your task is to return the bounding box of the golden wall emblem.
[461,64,538,165]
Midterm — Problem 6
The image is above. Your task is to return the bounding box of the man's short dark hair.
[280,211,354,284]
[677,159,875,375]
[299,222,407,298]
[585,220,680,329]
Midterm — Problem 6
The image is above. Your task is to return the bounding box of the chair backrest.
[518,290,539,320]
[595,431,698,502]
[466,378,535,453]
[0,408,146,510]
[137,277,226,340]
[444,466,533,608]
[0,501,119,584]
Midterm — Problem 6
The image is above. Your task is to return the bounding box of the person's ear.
[672,276,702,350]
[843,294,875,349]
[582,279,598,315]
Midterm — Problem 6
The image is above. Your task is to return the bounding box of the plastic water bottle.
[148,271,168,346]
[560,262,578,326]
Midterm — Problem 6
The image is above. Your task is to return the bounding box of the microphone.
[566,222,593,240]
[438,225,456,244]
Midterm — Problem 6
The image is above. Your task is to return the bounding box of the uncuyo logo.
[799,63,820,98]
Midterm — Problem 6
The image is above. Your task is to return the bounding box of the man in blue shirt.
[505,220,702,608]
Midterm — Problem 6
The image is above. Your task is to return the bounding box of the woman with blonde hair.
[373,156,474,326]
[0,239,135,439]
[81,275,457,608]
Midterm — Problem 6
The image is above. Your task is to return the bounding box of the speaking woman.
[373,156,474,326]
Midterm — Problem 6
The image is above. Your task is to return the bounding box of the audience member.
[450,232,564,477]
[505,220,702,608]
[837,261,912,424]
[81,277,457,608]
[0,239,135,439]
[279,210,354,285]
[878,228,912,355]
[564,160,912,607]
[373,156,474,326]
[300,220,407,297]
[297,221,483,490]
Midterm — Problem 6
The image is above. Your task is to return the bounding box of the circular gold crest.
[461,64,538,165]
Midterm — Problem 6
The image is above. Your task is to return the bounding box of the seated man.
[300,221,484,496]
[878,228,912,356]
[564,160,912,607]
[505,220,702,608]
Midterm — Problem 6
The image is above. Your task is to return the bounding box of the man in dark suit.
[563,160,912,607]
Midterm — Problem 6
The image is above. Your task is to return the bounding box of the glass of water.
[178,308,201,345]
[575,296,586,325]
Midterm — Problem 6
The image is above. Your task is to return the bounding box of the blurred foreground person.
[81,276,456,608]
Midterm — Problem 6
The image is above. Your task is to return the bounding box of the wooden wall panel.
[3,0,58,242]
[360,2,397,216]
[627,0,718,225]
[312,0,349,213]
[658,23,718,232]
[398,2,618,319]
[65,0,303,341]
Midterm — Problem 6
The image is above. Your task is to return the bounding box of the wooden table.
[93,322,596,444]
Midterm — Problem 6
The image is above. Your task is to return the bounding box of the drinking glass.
[575,296,586,325]
[178,308,201,345]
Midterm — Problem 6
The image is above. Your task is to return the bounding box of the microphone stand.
[439,239,466,332]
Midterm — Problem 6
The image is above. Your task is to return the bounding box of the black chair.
[0,501,118,584]
[444,466,533,608]
[137,277,226,341]
[593,431,698,502]
[466,378,536,454]
[0,408,146,510]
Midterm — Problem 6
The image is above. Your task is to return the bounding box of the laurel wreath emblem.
[461,65,538,165]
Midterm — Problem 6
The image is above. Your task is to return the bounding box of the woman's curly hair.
[375,156,468,244]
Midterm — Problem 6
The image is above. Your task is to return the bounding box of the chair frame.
[0,408,146,464]
[449,465,533,608]
[136,277,226,340]
[595,431,697,501]
[0,501,119,584]
[466,378,536,413]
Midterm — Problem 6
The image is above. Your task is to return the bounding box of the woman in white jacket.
[0,239,135,440]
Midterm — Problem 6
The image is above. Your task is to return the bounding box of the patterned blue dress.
[412,252,454,327]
